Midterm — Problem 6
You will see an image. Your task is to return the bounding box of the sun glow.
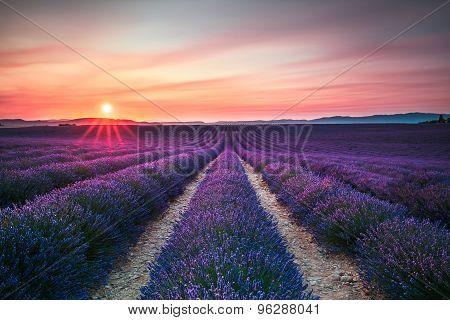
[102,103,112,114]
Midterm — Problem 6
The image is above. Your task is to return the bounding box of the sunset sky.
[0,0,449,122]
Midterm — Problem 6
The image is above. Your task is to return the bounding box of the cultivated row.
[0,143,222,299]
[238,148,449,299]
[237,130,449,225]
[0,131,220,170]
[0,142,107,161]
[306,154,449,225]
[0,142,216,208]
[0,146,144,171]
[140,151,316,299]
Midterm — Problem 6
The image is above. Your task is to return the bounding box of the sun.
[102,103,112,114]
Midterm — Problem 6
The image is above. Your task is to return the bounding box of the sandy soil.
[90,164,211,300]
[241,159,372,300]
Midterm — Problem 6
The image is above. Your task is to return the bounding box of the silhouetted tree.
[438,115,445,123]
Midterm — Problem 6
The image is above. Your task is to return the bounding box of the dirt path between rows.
[90,164,211,300]
[241,159,371,300]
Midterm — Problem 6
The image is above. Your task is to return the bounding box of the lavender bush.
[0,153,80,171]
[141,151,315,300]
[0,148,184,208]
[0,145,139,171]
[0,205,90,299]
[312,190,405,250]
[240,149,404,249]
[0,145,88,162]
[357,217,449,299]
[236,125,449,225]
[0,144,221,299]
[239,148,449,299]
[308,156,449,225]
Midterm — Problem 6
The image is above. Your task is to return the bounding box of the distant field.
[0,124,448,300]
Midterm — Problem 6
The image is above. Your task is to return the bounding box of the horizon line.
[1,111,449,124]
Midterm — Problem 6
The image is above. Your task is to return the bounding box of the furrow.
[241,159,371,300]
[90,162,212,300]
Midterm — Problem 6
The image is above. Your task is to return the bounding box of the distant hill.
[0,118,157,128]
[1,112,448,128]
[161,121,205,125]
[0,119,49,127]
[0,118,208,128]
[51,118,159,126]
[215,113,450,125]
[307,113,450,124]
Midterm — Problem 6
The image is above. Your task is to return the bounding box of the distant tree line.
[420,115,450,124]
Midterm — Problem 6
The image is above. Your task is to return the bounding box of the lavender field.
[0,124,448,300]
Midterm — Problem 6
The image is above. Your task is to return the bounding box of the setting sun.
[102,103,112,114]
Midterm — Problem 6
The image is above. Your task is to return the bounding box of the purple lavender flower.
[357,217,449,299]
[141,151,315,300]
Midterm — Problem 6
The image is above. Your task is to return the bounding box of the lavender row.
[237,128,449,224]
[238,149,449,299]
[0,135,211,171]
[0,146,137,171]
[306,154,449,225]
[0,142,107,162]
[0,143,222,299]
[0,153,82,171]
[0,146,88,162]
[238,149,406,249]
[0,146,192,208]
[140,151,315,300]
